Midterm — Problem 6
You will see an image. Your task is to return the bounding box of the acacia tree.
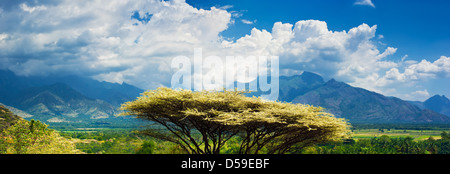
[120,87,351,154]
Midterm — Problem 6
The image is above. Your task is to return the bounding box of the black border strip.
[1,154,448,171]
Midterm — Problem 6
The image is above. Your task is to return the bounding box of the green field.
[61,128,450,141]
[352,129,449,141]
[60,125,450,142]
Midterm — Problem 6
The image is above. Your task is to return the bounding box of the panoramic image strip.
[1,0,449,170]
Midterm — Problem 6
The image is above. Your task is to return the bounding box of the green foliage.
[61,130,184,154]
[302,134,450,154]
[441,131,450,140]
[63,130,140,154]
[0,119,81,154]
[55,128,450,154]
[135,141,155,154]
[0,105,20,131]
[352,123,450,131]
[120,87,351,154]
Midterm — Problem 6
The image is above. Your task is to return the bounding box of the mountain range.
[271,71,450,123]
[0,69,449,126]
[0,70,143,124]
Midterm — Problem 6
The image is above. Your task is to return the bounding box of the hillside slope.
[424,95,450,117]
[14,83,117,122]
[292,79,450,123]
[0,105,20,131]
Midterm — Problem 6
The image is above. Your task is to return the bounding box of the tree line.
[302,132,450,154]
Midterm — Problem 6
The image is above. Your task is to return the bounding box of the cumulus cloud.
[220,19,448,100]
[222,20,395,81]
[376,56,450,85]
[0,0,231,87]
[349,56,450,101]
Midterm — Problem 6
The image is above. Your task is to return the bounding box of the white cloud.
[376,47,397,59]
[396,89,431,102]
[0,33,7,41]
[217,5,233,10]
[241,19,255,25]
[354,0,376,8]
[390,56,450,81]
[1,0,232,88]
[413,89,430,98]
[221,19,447,101]
[350,56,450,100]
[20,3,48,13]
[220,20,404,91]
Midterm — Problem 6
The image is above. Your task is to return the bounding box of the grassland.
[352,128,450,141]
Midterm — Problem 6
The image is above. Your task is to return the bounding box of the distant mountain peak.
[299,71,324,83]
[424,94,450,117]
[276,71,325,102]
[0,69,144,107]
[291,78,450,123]
[0,70,144,125]
[325,78,349,88]
[15,82,117,120]
[426,95,450,105]
[300,71,321,77]
[327,78,337,83]
[429,94,449,100]
[23,82,90,102]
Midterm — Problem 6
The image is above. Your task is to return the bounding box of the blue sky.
[0,0,449,101]
[187,0,450,62]
[191,0,450,100]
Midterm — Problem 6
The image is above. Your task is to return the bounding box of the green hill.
[0,105,20,131]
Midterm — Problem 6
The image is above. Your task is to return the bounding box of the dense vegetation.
[60,130,149,154]
[303,133,450,154]
[351,123,450,130]
[3,120,450,154]
[1,105,80,154]
[0,105,20,131]
[60,130,193,154]
[2,97,450,154]
[57,129,450,154]
[0,119,81,154]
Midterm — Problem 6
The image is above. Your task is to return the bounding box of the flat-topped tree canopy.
[120,87,351,154]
